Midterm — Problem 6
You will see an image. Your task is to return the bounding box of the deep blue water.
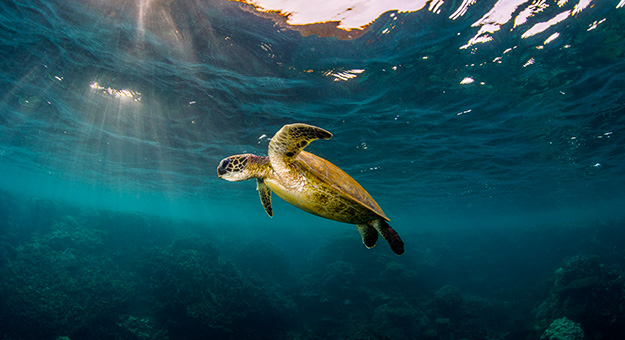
[1,0,625,339]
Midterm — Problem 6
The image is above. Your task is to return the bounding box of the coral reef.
[534,254,625,339]
[145,237,296,339]
[372,299,429,339]
[2,191,625,340]
[540,317,584,340]
[0,216,134,338]
[422,285,522,340]
[116,314,168,340]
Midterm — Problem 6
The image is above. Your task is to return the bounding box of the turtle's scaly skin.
[217,123,404,255]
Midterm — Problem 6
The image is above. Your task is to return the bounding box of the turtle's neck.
[246,154,272,178]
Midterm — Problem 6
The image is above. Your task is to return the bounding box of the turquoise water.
[2,0,625,339]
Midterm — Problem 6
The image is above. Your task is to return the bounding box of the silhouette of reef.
[1,190,625,340]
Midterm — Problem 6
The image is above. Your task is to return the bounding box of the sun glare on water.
[90,82,142,102]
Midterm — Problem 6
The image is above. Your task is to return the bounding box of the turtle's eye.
[220,159,230,169]
[217,158,230,176]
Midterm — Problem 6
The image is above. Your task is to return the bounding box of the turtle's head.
[217,154,256,181]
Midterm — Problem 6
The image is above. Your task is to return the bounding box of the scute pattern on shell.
[296,151,389,222]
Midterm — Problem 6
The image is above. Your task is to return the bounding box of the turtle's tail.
[373,220,405,255]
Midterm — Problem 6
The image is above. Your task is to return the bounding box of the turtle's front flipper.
[268,123,332,164]
[357,224,379,248]
[372,220,404,255]
[256,178,273,217]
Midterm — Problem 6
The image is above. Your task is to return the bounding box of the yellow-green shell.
[266,151,389,224]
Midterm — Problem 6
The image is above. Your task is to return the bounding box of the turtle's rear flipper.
[372,220,404,255]
[357,224,379,248]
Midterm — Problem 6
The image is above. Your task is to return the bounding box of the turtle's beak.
[217,167,227,177]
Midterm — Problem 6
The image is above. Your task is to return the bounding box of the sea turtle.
[217,123,404,255]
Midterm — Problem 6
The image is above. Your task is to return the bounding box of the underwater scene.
[2,0,625,339]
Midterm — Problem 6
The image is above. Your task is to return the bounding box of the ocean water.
[1,0,625,339]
